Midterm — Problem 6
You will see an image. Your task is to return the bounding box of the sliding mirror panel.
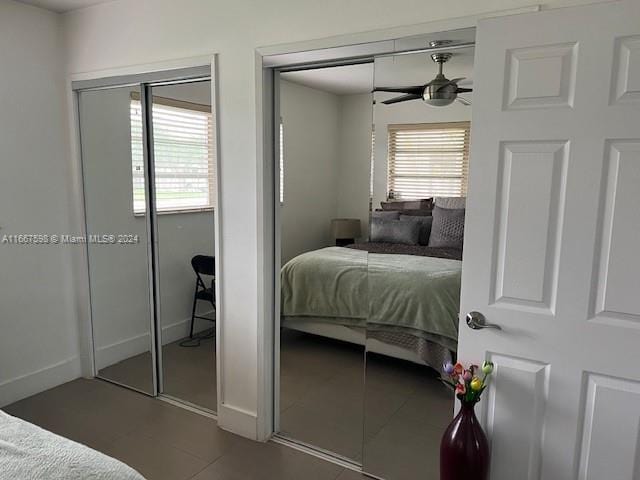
[149,80,217,411]
[276,64,373,461]
[363,44,473,479]
[79,86,156,395]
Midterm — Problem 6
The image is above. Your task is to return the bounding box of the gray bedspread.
[281,246,461,351]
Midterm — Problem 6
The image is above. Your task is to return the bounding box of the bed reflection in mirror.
[277,64,373,461]
[362,45,473,479]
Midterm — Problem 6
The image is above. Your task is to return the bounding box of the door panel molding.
[490,140,569,315]
[577,372,640,480]
[504,43,578,110]
[590,139,640,328]
[483,353,549,480]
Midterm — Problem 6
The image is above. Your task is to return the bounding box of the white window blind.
[387,122,470,200]
[130,95,215,214]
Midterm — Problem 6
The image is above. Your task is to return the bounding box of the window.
[387,122,470,200]
[130,94,215,214]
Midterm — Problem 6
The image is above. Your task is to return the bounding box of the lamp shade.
[331,218,361,239]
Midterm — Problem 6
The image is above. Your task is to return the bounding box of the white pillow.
[434,197,466,209]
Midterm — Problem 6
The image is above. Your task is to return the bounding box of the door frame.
[255,5,540,448]
[69,58,221,411]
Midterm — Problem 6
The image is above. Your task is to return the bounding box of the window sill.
[134,207,214,217]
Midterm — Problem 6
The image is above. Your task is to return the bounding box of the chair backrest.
[191,255,215,276]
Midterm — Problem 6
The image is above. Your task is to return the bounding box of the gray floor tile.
[101,429,209,480]
[335,469,370,480]
[136,403,240,463]
[190,440,342,480]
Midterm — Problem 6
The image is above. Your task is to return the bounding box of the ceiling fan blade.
[381,93,423,105]
[456,87,473,93]
[373,86,424,95]
[448,77,465,84]
[456,96,472,106]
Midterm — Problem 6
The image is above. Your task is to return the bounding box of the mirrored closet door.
[363,43,473,479]
[276,64,374,462]
[150,80,217,411]
[79,85,156,395]
[77,69,217,412]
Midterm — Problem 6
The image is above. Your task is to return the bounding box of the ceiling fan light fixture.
[423,97,455,107]
[373,42,473,107]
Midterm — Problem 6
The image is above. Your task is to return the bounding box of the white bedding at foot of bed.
[0,410,145,480]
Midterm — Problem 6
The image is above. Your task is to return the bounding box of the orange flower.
[453,363,464,375]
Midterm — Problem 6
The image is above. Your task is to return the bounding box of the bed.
[0,410,145,480]
[280,243,462,369]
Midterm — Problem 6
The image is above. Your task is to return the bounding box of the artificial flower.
[443,362,455,375]
[481,361,494,375]
[455,383,466,395]
[453,363,464,375]
[463,370,473,382]
[470,377,483,391]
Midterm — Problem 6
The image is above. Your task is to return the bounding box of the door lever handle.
[466,311,501,330]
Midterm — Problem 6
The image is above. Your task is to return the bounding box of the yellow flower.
[470,377,483,391]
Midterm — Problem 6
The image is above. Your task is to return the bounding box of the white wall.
[280,80,340,263]
[336,93,374,238]
[78,83,215,370]
[58,0,601,439]
[0,0,80,406]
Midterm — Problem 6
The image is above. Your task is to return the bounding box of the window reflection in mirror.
[363,45,473,479]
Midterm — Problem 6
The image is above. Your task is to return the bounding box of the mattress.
[0,410,145,480]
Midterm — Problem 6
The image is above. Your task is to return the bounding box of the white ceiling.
[280,46,474,97]
[16,0,113,13]
[281,64,375,96]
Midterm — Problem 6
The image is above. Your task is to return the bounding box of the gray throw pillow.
[434,196,466,209]
[371,210,400,221]
[399,215,433,246]
[370,219,421,245]
[428,206,465,248]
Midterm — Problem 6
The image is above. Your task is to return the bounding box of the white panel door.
[459,1,640,479]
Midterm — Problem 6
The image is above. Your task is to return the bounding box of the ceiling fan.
[374,48,472,107]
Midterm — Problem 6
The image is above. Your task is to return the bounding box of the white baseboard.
[217,403,259,440]
[0,356,82,408]
[94,312,214,370]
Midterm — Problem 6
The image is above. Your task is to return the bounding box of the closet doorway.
[74,65,219,413]
[268,28,475,478]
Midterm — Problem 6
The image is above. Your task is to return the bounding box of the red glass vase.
[440,399,489,480]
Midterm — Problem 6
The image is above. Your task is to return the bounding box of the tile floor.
[279,329,453,479]
[3,378,367,480]
[98,334,217,411]
[60,328,453,479]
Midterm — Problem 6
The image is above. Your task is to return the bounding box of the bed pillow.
[396,208,432,217]
[399,215,433,245]
[370,219,421,245]
[434,196,466,209]
[428,206,465,248]
[380,198,433,211]
[371,210,400,221]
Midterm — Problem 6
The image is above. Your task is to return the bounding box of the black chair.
[189,255,216,339]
